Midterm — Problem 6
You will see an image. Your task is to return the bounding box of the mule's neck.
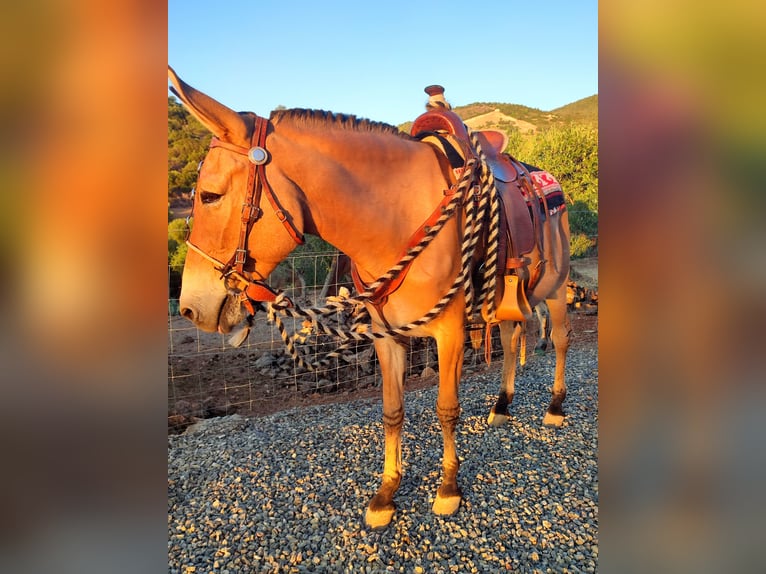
[269,124,450,279]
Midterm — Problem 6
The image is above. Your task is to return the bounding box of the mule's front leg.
[432,328,464,516]
[365,337,406,530]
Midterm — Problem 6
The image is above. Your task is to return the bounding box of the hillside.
[399,94,597,134]
[550,95,599,125]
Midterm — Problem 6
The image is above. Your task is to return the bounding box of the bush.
[168,218,189,246]
[168,219,190,299]
[506,124,598,246]
[169,241,188,271]
[290,235,336,283]
[570,232,597,259]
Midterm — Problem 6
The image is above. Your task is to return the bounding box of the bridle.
[185,113,304,315]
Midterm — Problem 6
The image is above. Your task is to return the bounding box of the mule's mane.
[269,108,411,139]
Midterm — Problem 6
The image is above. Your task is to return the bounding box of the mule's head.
[169,67,304,333]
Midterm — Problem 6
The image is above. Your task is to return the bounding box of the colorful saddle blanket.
[519,162,566,216]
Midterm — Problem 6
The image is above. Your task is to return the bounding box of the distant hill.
[399,94,597,134]
[549,95,599,126]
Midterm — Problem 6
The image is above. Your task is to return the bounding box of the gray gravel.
[169,346,598,573]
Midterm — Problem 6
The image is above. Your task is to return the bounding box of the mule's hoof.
[487,411,509,427]
[543,412,565,427]
[365,505,395,530]
[432,493,462,516]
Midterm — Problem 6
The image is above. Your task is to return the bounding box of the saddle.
[412,109,548,322]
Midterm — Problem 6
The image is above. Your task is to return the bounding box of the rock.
[421,366,437,379]
[254,353,277,369]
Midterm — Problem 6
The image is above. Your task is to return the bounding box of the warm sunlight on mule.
[168,68,571,529]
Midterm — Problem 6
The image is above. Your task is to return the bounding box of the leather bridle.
[185,113,304,314]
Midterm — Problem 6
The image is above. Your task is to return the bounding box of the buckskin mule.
[168,68,571,529]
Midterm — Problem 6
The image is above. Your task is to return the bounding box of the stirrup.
[495,274,533,322]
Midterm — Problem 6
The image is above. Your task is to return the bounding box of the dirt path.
[570,257,598,290]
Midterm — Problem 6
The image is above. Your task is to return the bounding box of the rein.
[185,113,304,314]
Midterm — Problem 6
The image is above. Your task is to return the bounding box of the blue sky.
[168,0,597,126]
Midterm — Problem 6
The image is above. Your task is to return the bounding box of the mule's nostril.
[180,306,197,322]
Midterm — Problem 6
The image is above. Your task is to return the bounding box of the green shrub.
[169,241,188,272]
[289,235,336,285]
[506,124,598,246]
[570,232,597,258]
[168,218,190,299]
[168,218,189,246]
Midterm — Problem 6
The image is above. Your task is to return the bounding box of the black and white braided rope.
[470,131,502,322]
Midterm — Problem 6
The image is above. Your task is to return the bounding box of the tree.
[168,97,212,198]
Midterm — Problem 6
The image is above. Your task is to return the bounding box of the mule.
[168,67,571,529]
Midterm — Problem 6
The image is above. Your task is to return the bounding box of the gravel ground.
[168,346,598,573]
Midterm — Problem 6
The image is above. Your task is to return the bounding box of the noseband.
[185,113,304,314]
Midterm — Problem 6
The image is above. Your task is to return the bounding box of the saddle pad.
[522,163,566,215]
[529,169,562,195]
[416,133,465,169]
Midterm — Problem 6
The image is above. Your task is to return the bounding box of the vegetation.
[505,124,598,257]
[168,96,211,205]
[168,218,188,299]
[550,95,598,126]
[168,97,211,297]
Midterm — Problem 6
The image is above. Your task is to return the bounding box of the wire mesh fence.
[168,249,597,433]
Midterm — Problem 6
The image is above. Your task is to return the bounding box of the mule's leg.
[365,336,407,530]
[487,321,522,427]
[468,326,483,366]
[432,325,465,516]
[534,303,552,354]
[542,295,571,427]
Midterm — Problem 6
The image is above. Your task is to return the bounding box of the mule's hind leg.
[365,336,407,529]
[542,295,571,427]
[432,322,465,516]
[534,302,552,354]
[487,321,522,427]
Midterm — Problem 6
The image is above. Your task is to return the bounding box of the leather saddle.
[412,109,543,321]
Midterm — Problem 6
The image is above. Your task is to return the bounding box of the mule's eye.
[199,191,223,204]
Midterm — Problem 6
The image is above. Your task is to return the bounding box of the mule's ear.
[168,66,249,144]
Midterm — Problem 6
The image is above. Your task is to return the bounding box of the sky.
[168,0,597,126]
